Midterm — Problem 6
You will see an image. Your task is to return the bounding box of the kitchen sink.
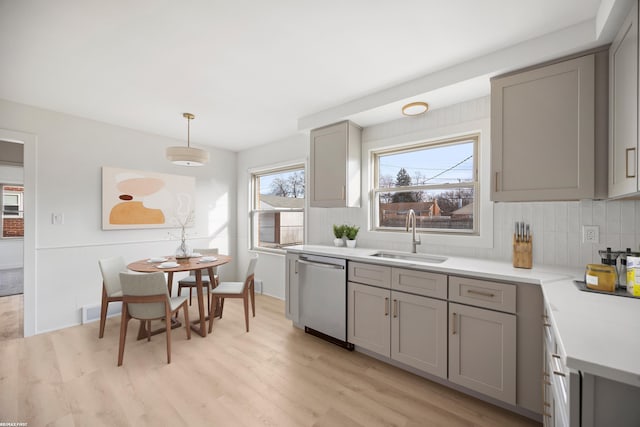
[370,251,447,264]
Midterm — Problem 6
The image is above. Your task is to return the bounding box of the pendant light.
[166,113,209,166]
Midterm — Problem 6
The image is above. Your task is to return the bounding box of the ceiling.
[0,1,614,151]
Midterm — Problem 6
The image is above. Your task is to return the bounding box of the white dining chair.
[208,255,258,333]
[118,271,191,366]
[177,248,219,311]
[97,256,126,338]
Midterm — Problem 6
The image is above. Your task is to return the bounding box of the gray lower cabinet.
[347,281,391,356]
[284,253,299,323]
[347,281,448,379]
[449,302,517,405]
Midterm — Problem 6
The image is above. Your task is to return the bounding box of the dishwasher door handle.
[298,259,345,270]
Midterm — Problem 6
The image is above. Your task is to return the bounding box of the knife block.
[513,234,532,269]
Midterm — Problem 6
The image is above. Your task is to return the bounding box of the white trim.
[248,159,307,251]
[0,128,37,336]
[362,118,493,249]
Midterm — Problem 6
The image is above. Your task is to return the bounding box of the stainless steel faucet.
[405,209,421,253]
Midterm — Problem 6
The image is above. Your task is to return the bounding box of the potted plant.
[345,225,360,248]
[332,224,345,246]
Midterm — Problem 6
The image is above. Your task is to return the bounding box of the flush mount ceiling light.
[166,112,209,166]
[402,101,429,116]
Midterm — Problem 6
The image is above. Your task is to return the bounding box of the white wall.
[0,164,24,269]
[0,99,237,334]
[308,97,494,250]
[239,95,640,300]
[236,134,308,299]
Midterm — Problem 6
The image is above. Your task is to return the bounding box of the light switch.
[52,213,64,225]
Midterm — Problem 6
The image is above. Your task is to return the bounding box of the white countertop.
[287,244,574,284]
[288,244,640,388]
[541,278,640,388]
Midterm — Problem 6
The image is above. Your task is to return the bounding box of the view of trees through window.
[374,138,477,232]
[252,167,305,250]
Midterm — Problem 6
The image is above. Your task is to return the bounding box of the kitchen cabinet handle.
[384,297,389,316]
[626,148,636,178]
[294,259,298,274]
[298,259,345,270]
[466,289,495,298]
[543,323,552,328]
[553,370,566,377]
[452,312,457,335]
[544,402,551,408]
[494,172,499,192]
[543,412,552,418]
[341,185,346,201]
[392,299,398,318]
[552,353,561,359]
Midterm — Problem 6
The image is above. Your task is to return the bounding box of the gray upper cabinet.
[309,121,361,207]
[609,1,639,198]
[491,54,597,201]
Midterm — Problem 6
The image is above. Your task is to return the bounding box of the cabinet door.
[310,121,361,207]
[609,1,638,198]
[285,253,299,322]
[391,291,447,379]
[491,54,595,201]
[347,282,390,356]
[449,303,516,404]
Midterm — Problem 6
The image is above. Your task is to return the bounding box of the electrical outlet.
[583,225,599,243]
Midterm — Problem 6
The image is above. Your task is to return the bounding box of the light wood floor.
[0,295,540,426]
[0,293,23,340]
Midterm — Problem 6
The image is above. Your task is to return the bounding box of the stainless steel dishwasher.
[298,254,353,349]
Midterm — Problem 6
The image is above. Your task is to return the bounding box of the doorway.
[0,141,24,340]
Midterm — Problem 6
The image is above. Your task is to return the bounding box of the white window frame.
[249,163,306,253]
[372,134,479,235]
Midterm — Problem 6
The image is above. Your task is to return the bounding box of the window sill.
[250,247,287,256]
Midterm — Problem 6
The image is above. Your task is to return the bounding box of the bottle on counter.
[619,248,632,289]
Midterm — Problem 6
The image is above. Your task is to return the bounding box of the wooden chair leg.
[220,298,225,318]
[208,296,217,333]
[189,287,193,306]
[165,303,172,364]
[117,305,129,366]
[99,286,108,338]
[206,285,211,316]
[183,302,191,339]
[243,294,250,332]
[146,320,151,342]
[250,281,256,317]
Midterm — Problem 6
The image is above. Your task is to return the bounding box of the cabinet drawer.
[348,262,391,288]
[391,268,447,299]
[449,276,516,313]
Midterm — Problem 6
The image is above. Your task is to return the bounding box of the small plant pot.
[333,238,344,247]
[346,239,357,248]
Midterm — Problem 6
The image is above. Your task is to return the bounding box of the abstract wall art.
[102,167,195,230]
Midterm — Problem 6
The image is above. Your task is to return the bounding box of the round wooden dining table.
[127,254,232,337]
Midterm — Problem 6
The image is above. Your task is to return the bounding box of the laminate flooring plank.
[0,295,539,427]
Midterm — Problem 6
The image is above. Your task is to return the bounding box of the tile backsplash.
[309,200,640,268]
